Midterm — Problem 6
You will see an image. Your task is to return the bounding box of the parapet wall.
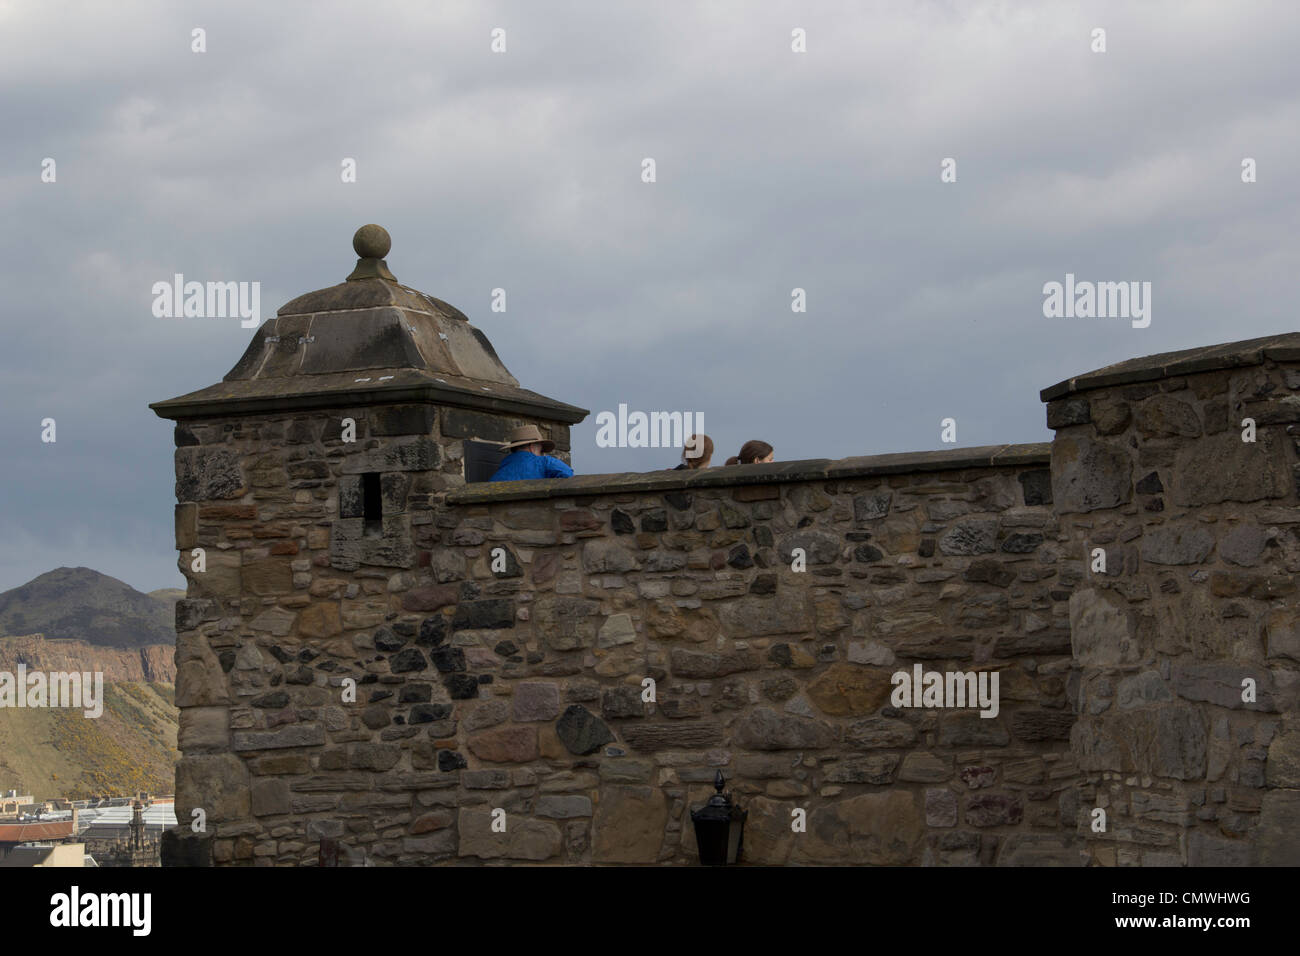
[439,444,1079,865]
[169,419,1084,865]
[1042,336,1300,866]
[165,331,1300,867]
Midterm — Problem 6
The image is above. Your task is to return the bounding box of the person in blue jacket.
[489,424,575,481]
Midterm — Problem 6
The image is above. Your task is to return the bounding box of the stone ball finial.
[353,224,391,259]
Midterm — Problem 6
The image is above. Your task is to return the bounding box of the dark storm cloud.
[0,0,1297,591]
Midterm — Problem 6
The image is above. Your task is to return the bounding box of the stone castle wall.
[437,446,1079,866]
[168,403,1086,865]
[165,337,1300,867]
[1044,351,1300,866]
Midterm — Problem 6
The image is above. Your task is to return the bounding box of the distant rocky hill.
[0,568,180,800]
[0,567,177,648]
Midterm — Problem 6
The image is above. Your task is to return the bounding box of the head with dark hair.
[681,433,713,469]
[725,440,774,466]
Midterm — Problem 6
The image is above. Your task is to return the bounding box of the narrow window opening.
[362,472,383,534]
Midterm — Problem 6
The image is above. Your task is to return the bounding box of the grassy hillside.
[0,569,181,800]
[0,682,177,800]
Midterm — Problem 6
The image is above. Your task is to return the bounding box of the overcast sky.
[1,0,1298,595]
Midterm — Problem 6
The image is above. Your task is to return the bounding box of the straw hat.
[500,424,555,453]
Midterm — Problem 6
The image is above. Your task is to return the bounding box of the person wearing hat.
[488,425,575,481]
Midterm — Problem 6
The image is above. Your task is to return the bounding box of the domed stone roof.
[151,225,587,424]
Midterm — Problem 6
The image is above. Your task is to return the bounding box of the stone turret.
[150,225,586,865]
[152,224,585,442]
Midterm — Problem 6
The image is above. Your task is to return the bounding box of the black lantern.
[690,770,747,865]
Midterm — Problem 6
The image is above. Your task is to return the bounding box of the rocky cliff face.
[0,634,176,683]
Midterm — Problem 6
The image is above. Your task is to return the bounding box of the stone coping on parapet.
[446,442,1051,504]
[1040,332,1300,402]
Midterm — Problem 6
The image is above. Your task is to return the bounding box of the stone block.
[824,754,899,785]
[1266,609,1300,663]
[242,558,293,596]
[1172,662,1277,711]
[1051,435,1132,513]
[1258,791,1300,865]
[1135,395,1200,437]
[925,788,958,827]
[250,778,291,817]
[789,791,923,865]
[349,743,402,771]
[1011,710,1075,741]
[845,717,917,749]
[175,447,246,501]
[1188,830,1253,866]
[512,682,561,722]
[597,613,637,648]
[670,646,762,679]
[718,593,813,637]
[1069,589,1138,667]
[467,725,538,763]
[899,752,953,783]
[1018,469,1052,505]
[1072,705,1207,779]
[337,436,440,473]
[555,705,615,755]
[1046,398,1091,429]
[452,599,515,630]
[534,597,600,651]
[1140,524,1215,565]
[806,663,894,716]
[965,793,1023,827]
[592,786,667,863]
[178,706,229,753]
[175,654,232,708]
[1115,670,1172,710]
[1220,524,1269,566]
[776,531,841,565]
[175,503,198,550]
[601,686,644,720]
[997,834,1081,866]
[581,539,640,573]
[853,493,892,520]
[1265,726,1300,787]
[250,606,295,636]
[457,808,562,861]
[369,404,436,436]
[231,726,326,751]
[535,795,592,819]
[621,722,723,752]
[939,715,1009,747]
[298,602,341,638]
[733,708,833,750]
[176,753,249,823]
[1171,430,1290,506]
[940,520,1001,557]
[739,796,796,864]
